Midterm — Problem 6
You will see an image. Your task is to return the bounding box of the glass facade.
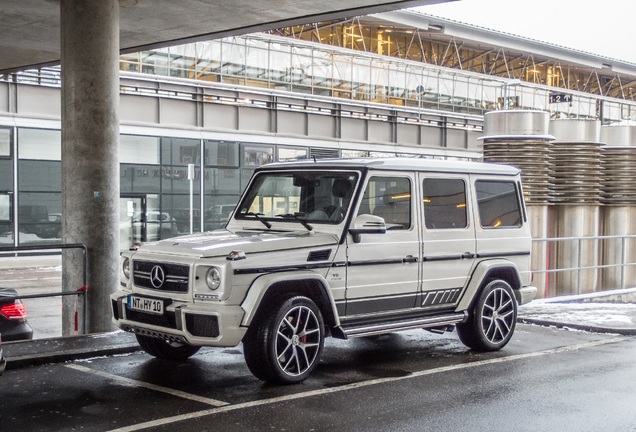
[119,33,636,125]
[0,128,13,245]
[5,128,385,249]
[17,129,61,245]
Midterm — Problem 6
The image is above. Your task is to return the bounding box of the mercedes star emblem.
[150,265,166,288]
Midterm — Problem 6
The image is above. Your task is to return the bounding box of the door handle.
[403,255,419,263]
[461,252,475,259]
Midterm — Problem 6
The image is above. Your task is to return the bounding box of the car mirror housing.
[349,214,386,243]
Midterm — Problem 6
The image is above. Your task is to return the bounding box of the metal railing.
[531,234,636,296]
[0,243,88,334]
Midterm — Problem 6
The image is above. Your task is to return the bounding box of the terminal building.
[1,10,635,296]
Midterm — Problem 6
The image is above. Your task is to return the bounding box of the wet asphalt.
[1,324,635,432]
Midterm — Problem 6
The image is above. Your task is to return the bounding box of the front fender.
[240,271,339,327]
[455,259,524,312]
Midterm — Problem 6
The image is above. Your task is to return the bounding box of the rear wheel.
[243,296,325,384]
[457,279,517,351]
[136,334,201,360]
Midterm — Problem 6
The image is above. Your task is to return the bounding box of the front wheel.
[136,334,201,360]
[457,279,517,351]
[243,296,325,384]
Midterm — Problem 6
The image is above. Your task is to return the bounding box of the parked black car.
[0,288,33,341]
[0,332,6,375]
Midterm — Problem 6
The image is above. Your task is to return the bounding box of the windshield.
[236,171,359,224]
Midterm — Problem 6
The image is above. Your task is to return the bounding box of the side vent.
[307,249,332,262]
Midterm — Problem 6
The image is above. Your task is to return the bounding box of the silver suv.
[112,158,536,384]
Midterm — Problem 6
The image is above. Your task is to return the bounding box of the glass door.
[120,195,145,250]
[0,192,13,245]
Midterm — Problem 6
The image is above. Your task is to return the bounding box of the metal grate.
[126,309,177,329]
[185,314,220,338]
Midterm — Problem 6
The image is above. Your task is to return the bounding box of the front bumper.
[110,291,246,347]
[515,285,537,306]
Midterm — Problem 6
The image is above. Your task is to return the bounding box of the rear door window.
[422,178,467,230]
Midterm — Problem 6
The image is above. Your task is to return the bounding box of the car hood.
[135,229,340,258]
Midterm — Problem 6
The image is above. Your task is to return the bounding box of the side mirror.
[349,214,386,243]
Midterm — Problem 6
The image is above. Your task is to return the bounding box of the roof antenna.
[313,156,317,163]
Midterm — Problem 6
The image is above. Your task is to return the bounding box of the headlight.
[122,257,131,280]
[205,267,221,290]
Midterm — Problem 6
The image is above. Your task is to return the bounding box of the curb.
[5,344,141,370]
[519,317,636,336]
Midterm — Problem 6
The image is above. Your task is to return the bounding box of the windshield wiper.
[247,212,272,229]
[276,213,313,232]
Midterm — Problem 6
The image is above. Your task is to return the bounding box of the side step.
[340,312,467,339]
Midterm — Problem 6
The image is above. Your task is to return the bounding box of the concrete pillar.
[60,0,120,334]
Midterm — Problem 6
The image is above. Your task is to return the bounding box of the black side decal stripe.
[423,251,530,262]
[422,255,465,262]
[347,258,406,267]
[235,257,410,274]
[234,262,332,275]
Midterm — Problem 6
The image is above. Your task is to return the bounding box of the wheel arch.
[240,271,339,330]
[456,259,522,312]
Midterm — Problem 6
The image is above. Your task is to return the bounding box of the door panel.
[420,174,476,306]
[345,174,420,316]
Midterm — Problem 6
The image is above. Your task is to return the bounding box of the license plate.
[127,295,164,315]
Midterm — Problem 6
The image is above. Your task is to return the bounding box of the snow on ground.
[519,301,636,328]
[518,287,636,328]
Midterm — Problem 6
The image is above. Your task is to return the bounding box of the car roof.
[260,157,520,176]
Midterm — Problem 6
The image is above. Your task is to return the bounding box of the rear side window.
[475,180,522,228]
[423,178,467,229]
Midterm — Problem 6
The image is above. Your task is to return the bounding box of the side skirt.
[336,311,467,339]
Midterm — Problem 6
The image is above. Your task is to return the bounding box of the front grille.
[133,260,189,292]
[185,314,220,338]
[126,309,177,329]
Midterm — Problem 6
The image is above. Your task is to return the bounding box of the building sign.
[549,92,573,104]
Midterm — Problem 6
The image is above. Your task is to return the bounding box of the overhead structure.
[0,0,449,74]
[0,0,451,334]
[273,10,636,101]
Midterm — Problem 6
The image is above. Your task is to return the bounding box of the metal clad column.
[481,110,554,298]
[550,120,603,295]
[600,126,636,290]
[61,0,120,334]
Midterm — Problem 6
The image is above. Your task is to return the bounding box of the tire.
[136,334,201,360]
[243,296,325,384]
[457,279,517,351]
